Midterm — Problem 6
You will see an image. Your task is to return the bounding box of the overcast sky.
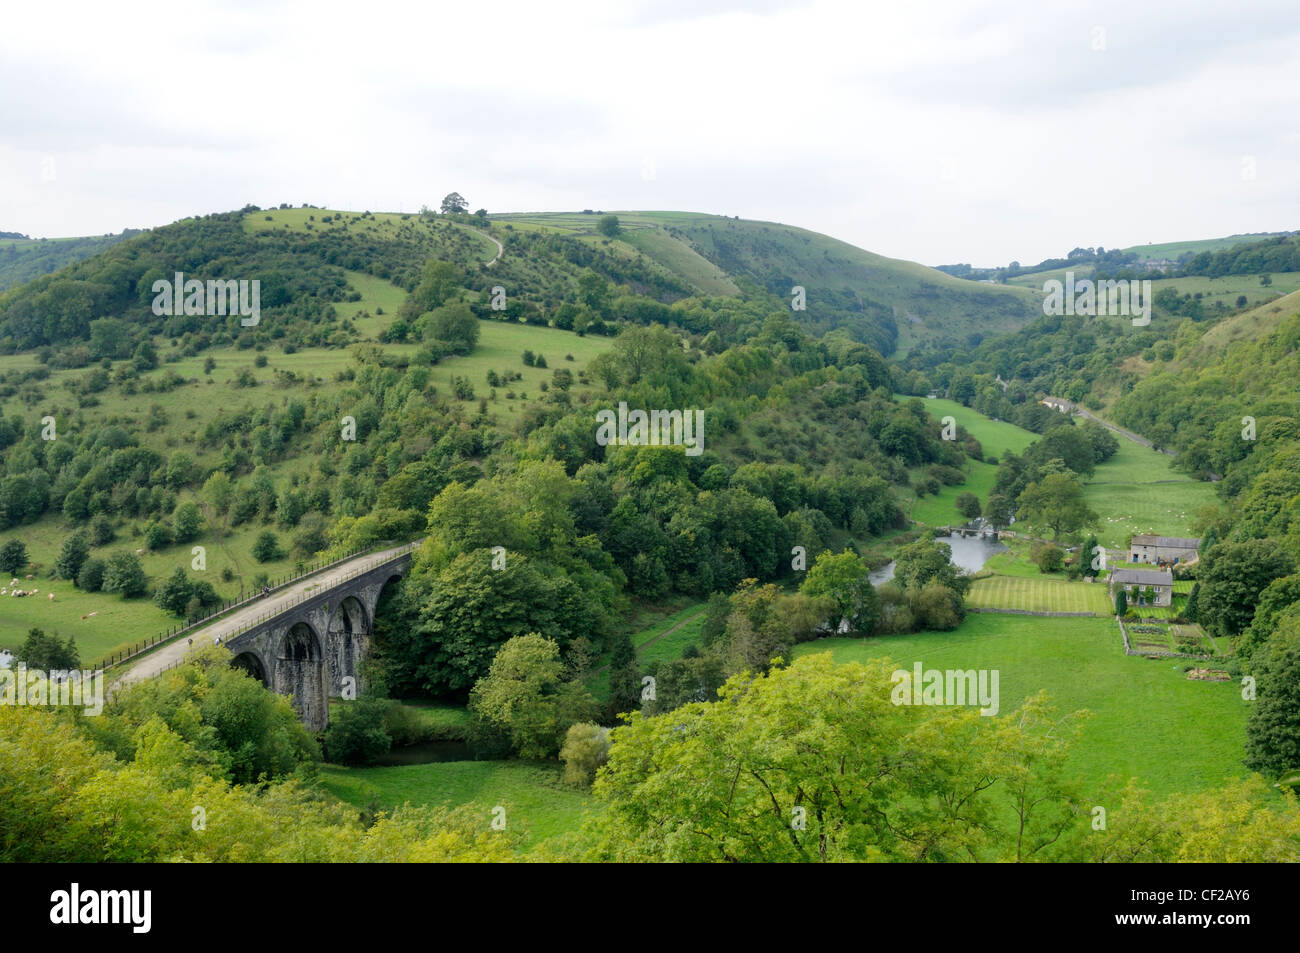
[2,0,1297,266]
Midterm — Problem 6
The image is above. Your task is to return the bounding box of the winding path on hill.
[462,224,502,266]
[592,607,708,676]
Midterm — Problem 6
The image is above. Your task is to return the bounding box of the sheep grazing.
[48,593,54,601]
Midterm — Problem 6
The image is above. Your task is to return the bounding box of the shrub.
[560,722,610,786]
[77,558,106,592]
[324,698,393,766]
[1030,542,1065,573]
[55,533,90,581]
[144,521,174,551]
[0,539,29,574]
[252,531,283,563]
[102,551,148,598]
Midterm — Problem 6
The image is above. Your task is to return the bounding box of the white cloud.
[0,0,1296,265]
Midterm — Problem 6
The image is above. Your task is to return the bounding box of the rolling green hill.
[1118,232,1292,262]
[0,231,139,292]
[495,211,1039,356]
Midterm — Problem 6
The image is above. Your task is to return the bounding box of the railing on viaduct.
[100,539,421,674]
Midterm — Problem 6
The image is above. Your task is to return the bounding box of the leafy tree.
[955,491,981,520]
[401,260,462,319]
[1081,533,1100,578]
[642,654,726,715]
[0,538,29,574]
[440,192,468,214]
[144,521,174,551]
[597,215,621,238]
[1245,621,1300,776]
[800,549,878,634]
[89,514,115,546]
[324,697,393,766]
[468,634,599,759]
[907,579,966,630]
[198,662,320,783]
[77,557,106,592]
[385,549,606,696]
[201,471,234,520]
[562,655,1082,862]
[577,271,610,315]
[173,501,202,542]
[1196,539,1295,638]
[1030,541,1065,573]
[102,551,148,598]
[252,531,283,563]
[425,302,479,353]
[154,567,195,616]
[894,537,971,596]
[560,723,610,786]
[984,492,1016,530]
[15,627,79,670]
[55,532,90,581]
[700,591,731,647]
[1016,473,1098,541]
[1114,588,1127,617]
[608,630,640,716]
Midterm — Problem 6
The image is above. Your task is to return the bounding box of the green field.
[587,601,707,702]
[1150,272,1300,313]
[1004,267,1300,323]
[902,396,1039,527]
[791,613,1249,798]
[317,759,592,855]
[1120,233,1292,261]
[1081,436,1216,550]
[967,575,1113,614]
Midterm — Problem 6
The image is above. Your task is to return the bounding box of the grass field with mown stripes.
[967,575,1113,614]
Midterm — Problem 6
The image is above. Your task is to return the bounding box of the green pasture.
[792,613,1249,798]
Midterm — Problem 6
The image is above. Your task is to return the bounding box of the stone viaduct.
[223,548,413,731]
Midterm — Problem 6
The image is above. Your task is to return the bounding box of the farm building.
[1129,534,1200,564]
[1110,567,1173,608]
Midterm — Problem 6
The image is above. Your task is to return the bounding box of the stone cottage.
[1129,534,1200,565]
[1110,567,1173,608]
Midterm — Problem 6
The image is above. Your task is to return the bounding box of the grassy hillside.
[1119,232,1292,261]
[1189,288,1300,354]
[0,232,138,292]
[494,211,1040,355]
[902,395,1037,527]
[1081,434,1217,549]
[0,261,614,658]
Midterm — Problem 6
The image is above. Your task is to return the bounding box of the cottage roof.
[1110,568,1173,585]
[1131,535,1200,549]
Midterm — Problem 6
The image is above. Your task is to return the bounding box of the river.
[869,530,1007,585]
